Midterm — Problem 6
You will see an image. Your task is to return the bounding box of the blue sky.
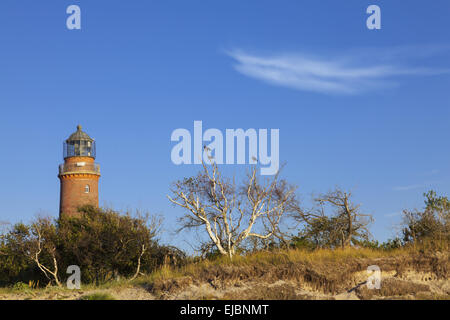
[0,1,449,249]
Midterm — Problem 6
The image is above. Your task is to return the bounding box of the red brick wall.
[64,156,95,165]
[59,156,100,217]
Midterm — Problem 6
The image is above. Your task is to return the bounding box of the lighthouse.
[58,125,100,217]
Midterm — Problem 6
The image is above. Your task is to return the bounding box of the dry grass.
[355,278,431,299]
[1,244,447,300]
[135,245,449,298]
[138,246,403,283]
[79,292,116,300]
[222,282,300,300]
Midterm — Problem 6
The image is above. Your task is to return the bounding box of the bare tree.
[168,162,296,259]
[293,188,373,248]
[0,220,9,233]
[314,188,373,248]
[0,221,10,248]
[28,217,62,287]
[129,213,162,281]
[129,244,146,281]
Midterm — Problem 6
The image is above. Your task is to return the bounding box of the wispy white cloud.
[392,184,425,191]
[384,211,402,218]
[423,169,439,176]
[226,47,450,95]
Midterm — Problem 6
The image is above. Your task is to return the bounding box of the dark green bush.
[0,206,186,286]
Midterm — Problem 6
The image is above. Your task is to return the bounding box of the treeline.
[169,163,449,258]
[289,190,450,251]
[0,206,185,287]
[1,164,449,287]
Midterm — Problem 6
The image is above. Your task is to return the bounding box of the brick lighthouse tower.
[58,125,100,217]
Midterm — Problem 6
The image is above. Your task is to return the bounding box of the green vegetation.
[0,184,448,298]
[402,190,450,244]
[0,206,184,287]
[79,292,116,300]
[0,243,447,299]
[137,243,448,299]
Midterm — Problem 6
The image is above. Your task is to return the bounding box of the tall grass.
[134,246,417,285]
[79,292,116,300]
[2,242,445,295]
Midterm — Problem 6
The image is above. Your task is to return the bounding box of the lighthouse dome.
[66,124,94,142]
[63,125,96,159]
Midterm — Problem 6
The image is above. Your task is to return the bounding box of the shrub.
[12,282,30,291]
[0,206,185,287]
[79,292,115,300]
[402,190,450,244]
[57,205,164,284]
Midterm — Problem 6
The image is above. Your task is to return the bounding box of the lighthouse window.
[84,185,90,193]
